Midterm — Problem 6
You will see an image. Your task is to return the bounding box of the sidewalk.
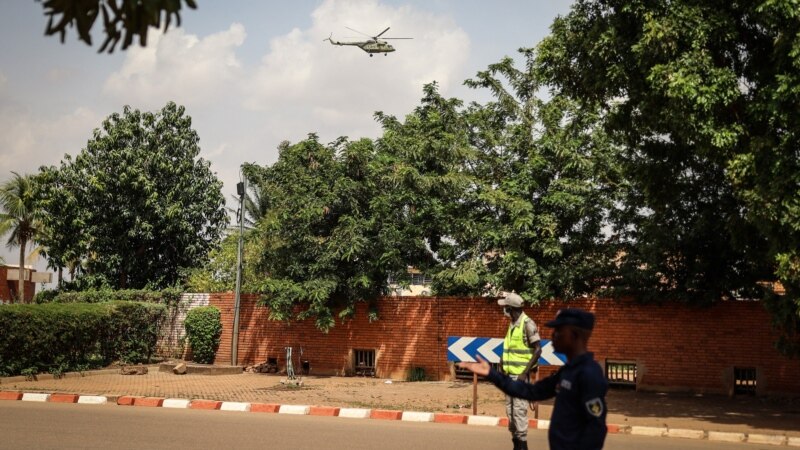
[2,367,799,439]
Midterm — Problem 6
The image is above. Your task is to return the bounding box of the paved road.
[0,402,756,449]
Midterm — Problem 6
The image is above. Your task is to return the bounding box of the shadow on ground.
[605,388,800,433]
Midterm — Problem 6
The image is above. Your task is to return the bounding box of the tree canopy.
[243,135,422,331]
[39,0,196,53]
[230,77,620,330]
[433,53,621,301]
[35,102,227,289]
[535,0,800,352]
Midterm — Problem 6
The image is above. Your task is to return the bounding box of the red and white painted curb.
[1,391,797,446]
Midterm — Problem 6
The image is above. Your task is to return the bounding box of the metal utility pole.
[231,174,246,366]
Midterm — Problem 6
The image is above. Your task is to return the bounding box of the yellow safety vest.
[503,312,534,375]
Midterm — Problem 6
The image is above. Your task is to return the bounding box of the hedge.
[34,288,182,305]
[0,301,167,377]
[184,306,222,364]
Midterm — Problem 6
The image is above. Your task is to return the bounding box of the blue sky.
[0,0,572,270]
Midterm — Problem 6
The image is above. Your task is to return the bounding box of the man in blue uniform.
[459,308,607,450]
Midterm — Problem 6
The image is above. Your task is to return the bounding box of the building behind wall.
[0,265,53,303]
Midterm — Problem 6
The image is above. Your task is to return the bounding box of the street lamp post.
[231,174,246,366]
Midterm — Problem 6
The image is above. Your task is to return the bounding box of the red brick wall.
[209,294,800,394]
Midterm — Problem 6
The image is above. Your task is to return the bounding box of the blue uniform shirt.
[487,352,608,450]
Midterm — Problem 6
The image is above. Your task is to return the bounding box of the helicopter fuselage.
[326,37,396,55]
[357,40,395,54]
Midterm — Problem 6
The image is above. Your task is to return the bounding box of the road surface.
[0,402,757,449]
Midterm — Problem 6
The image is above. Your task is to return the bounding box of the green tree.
[432,51,621,301]
[535,0,797,350]
[244,79,622,329]
[39,0,197,53]
[183,231,261,293]
[37,102,227,289]
[0,172,42,303]
[33,165,86,287]
[373,82,477,291]
[245,103,472,331]
[246,136,402,330]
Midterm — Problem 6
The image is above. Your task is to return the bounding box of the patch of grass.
[406,367,427,382]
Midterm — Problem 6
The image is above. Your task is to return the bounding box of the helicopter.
[324,26,412,56]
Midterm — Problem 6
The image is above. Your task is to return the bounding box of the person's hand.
[457,356,491,376]
[516,373,528,382]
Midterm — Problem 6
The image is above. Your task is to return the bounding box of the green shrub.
[36,287,182,305]
[33,289,59,304]
[103,302,169,363]
[184,306,222,364]
[0,301,167,376]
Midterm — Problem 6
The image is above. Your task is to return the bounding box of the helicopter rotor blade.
[345,26,372,38]
[375,26,391,38]
[381,37,413,40]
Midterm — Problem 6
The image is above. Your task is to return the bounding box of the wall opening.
[353,349,376,377]
[605,360,637,388]
[733,367,757,395]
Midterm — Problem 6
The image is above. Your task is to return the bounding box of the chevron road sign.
[447,337,504,363]
[447,336,567,366]
[538,339,568,366]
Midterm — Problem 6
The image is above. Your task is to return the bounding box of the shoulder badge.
[585,398,604,417]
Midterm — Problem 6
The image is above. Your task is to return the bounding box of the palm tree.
[0,172,41,303]
[227,178,270,230]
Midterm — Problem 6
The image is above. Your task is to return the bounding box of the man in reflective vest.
[499,291,542,450]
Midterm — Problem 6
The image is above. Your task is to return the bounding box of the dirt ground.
[3,370,799,437]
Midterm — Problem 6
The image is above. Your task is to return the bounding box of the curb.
[251,403,280,413]
[1,390,796,444]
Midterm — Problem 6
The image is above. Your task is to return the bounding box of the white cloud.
[103,23,247,108]
[46,68,74,83]
[235,0,470,176]
[0,106,101,175]
[95,0,469,199]
[246,0,470,119]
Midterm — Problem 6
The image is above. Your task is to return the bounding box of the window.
[410,273,431,285]
[605,360,637,388]
[353,349,376,377]
[733,367,757,395]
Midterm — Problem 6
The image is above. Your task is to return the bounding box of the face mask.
[503,306,512,318]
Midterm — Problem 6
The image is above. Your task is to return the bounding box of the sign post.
[473,372,478,415]
[447,336,567,416]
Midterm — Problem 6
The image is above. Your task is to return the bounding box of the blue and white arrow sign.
[447,336,567,366]
[447,336,504,363]
[538,339,568,366]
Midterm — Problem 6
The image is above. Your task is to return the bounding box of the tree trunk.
[58,266,63,287]
[18,239,26,303]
